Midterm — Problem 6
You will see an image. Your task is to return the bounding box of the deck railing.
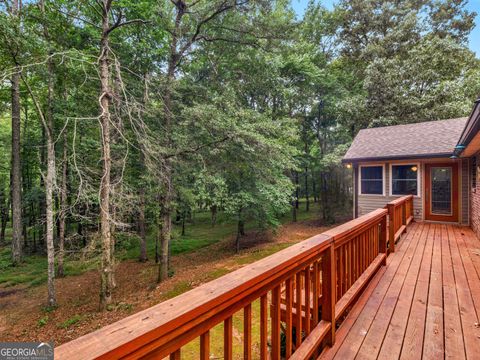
[386,195,414,253]
[56,206,413,360]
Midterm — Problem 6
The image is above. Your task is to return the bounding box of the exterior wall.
[470,153,480,236]
[355,158,468,223]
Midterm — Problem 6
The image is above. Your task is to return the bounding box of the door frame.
[424,162,459,222]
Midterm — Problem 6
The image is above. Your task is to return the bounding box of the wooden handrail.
[386,195,414,253]
[56,207,404,360]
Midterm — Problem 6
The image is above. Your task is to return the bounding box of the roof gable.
[343,117,468,162]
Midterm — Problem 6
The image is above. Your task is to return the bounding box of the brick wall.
[471,153,480,237]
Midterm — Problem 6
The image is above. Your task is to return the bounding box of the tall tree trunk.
[138,76,148,263]
[57,130,68,277]
[45,60,56,307]
[236,212,245,253]
[98,1,114,309]
[157,12,179,282]
[158,187,172,282]
[305,167,309,212]
[11,0,22,264]
[294,171,299,209]
[138,187,147,262]
[0,187,7,245]
[39,126,46,247]
[210,205,217,227]
[181,210,186,236]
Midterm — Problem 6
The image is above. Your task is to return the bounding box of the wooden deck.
[320,222,480,360]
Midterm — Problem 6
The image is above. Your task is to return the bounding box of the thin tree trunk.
[210,205,217,227]
[138,187,147,262]
[98,1,114,309]
[305,167,309,212]
[39,126,46,247]
[0,187,7,245]
[295,171,299,209]
[181,210,186,236]
[57,130,68,277]
[236,213,245,253]
[157,11,179,282]
[45,57,56,307]
[10,0,22,264]
[158,188,172,282]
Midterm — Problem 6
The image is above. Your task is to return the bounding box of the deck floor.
[320,222,480,360]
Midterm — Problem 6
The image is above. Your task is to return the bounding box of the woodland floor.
[0,204,350,352]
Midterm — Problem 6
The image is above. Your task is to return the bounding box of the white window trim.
[389,162,421,197]
[359,164,385,196]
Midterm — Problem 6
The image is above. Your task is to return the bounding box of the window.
[391,164,419,196]
[360,165,384,195]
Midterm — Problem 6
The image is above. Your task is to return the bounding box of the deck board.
[319,222,480,360]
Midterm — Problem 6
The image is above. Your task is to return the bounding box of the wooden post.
[271,286,281,360]
[410,197,414,222]
[170,349,181,360]
[244,305,252,360]
[402,202,407,233]
[322,244,336,346]
[380,215,387,265]
[387,203,395,253]
[200,331,210,360]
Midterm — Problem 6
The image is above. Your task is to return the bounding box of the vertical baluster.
[260,294,268,359]
[364,230,368,267]
[348,241,352,288]
[352,236,356,282]
[285,277,293,358]
[360,233,365,272]
[369,227,373,264]
[170,349,181,360]
[224,316,233,360]
[313,261,319,327]
[322,244,336,346]
[304,265,311,335]
[200,331,210,360]
[295,272,303,346]
[244,304,252,360]
[271,286,281,360]
[339,246,344,299]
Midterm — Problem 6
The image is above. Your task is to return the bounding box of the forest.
[0,0,479,343]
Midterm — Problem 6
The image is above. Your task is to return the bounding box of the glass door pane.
[431,167,452,215]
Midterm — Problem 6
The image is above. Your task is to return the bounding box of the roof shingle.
[343,117,468,162]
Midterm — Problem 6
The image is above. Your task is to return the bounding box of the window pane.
[392,165,417,180]
[392,165,418,195]
[361,166,383,180]
[360,166,383,194]
[361,180,383,194]
[392,179,417,195]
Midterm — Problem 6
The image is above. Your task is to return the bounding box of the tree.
[9,0,23,265]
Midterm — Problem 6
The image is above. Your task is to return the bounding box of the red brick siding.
[471,153,480,237]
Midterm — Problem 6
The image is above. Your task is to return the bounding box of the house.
[343,98,480,233]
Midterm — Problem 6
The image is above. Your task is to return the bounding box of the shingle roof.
[343,117,468,162]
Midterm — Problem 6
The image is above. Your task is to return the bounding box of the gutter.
[454,97,480,157]
[341,152,454,164]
